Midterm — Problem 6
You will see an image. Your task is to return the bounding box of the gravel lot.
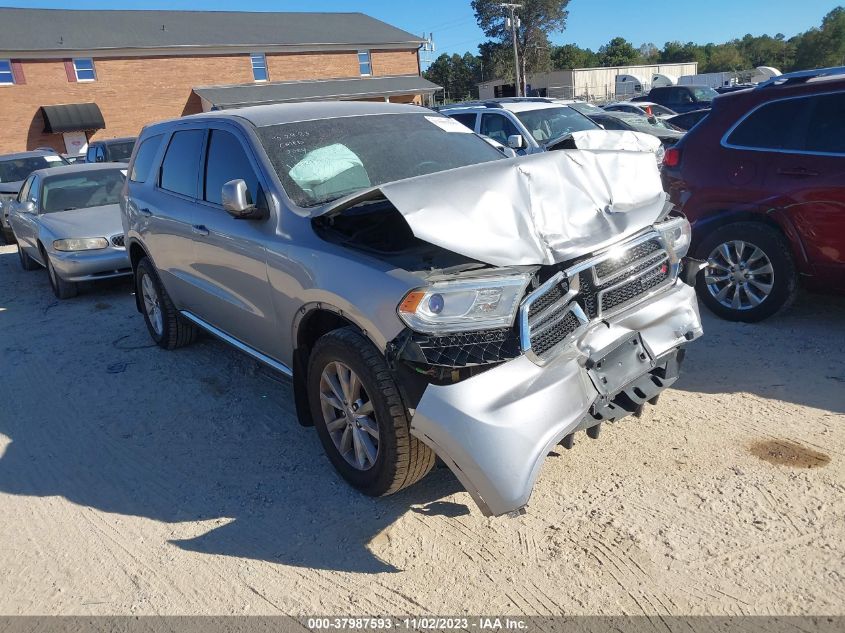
[0,241,843,616]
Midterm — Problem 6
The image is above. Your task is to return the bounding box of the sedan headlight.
[398,274,531,334]
[52,237,109,252]
[656,216,691,259]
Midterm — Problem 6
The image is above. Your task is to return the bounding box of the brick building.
[0,8,440,155]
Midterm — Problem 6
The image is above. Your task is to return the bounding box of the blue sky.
[12,0,842,65]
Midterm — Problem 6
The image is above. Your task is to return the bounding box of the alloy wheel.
[140,273,164,336]
[705,240,775,311]
[318,361,379,471]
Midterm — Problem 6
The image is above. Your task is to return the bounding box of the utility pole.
[499,3,523,96]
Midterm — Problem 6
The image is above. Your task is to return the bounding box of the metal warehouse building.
[478,62,699,102]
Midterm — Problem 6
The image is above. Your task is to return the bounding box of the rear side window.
[479,113,520,144]
[203,129,261,206]
[448,113,477,130]
[727,99,807,151]
[159,130,204,197]
[804,93,845,154]
[130,134,164,183]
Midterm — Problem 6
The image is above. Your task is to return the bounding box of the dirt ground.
[0,241,843,616]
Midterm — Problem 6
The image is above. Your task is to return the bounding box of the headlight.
[655,144,666,167]
[398,273,531,334]
[656,216,691,259]
[52,237,109,252]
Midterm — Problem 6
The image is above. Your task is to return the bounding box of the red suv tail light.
[663,147,681,168]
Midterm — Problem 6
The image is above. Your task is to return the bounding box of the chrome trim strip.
[592,249,666,286]
[180,310,293,377]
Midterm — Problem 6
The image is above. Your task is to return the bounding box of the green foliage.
[423,52,482,102]
[551,43,599,69]
[598,37,639,67]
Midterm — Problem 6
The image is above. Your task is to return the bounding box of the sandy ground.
[0,240,843,616]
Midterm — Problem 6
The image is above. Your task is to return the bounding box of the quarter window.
[203,129,261,206]
[727,99,808,151]
[250,53,268,82]
[804,93,845,154]
[130,134,164,183]
[0,60,13,85]
[159,130,204,197]
[358,50,372,76]
[73,58,96,82]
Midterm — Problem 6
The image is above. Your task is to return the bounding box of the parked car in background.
[634,85,720,113]
[9,163,130,299]
[662,67,845,322]
[62,154,86,164]
[550,100,606,117]
[589,111,684,151]
[603,101,677,119]
[666,109,710,131]
[440,98,600,154]
[122,101,702,517]
[85,137,136,163]
[0,150,67,242]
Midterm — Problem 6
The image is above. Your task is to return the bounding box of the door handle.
[139,207,153,217]
[777,168,820,178]
[192,224,209,236]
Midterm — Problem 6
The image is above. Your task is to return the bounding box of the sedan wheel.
[319,361,379,471]
[705,239,774,311]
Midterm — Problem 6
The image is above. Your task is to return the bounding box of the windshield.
[514,107,598,145]
[256,113,502,207]
[650,104,676,116]
[0,155,64,183]
[41,170,125,213]
[107,141,135,161]
[693,87,719,101]
[568,102,605,116]
[619,115,680,134]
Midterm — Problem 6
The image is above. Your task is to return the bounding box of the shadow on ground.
[678,291,845,413]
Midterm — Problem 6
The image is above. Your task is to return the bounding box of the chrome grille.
[519,233,674,363]
[111,234,125,248]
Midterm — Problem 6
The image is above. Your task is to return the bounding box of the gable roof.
[0,8,425,53]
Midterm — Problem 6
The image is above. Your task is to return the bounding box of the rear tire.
[18,244,39,271]
[2,228,15,245]
[46,254,78,299]
[694,222,797,323]
[307,327,435,497]
[135,256,197,349]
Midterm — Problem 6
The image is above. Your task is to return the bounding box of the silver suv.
[122,101,703,517]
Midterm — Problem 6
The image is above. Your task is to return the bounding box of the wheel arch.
[127,239,154,312]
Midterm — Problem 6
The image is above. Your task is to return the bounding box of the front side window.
[250,53,268,82]
[358,50,372,76]
[41,170,125,213]
[17,175,33,202]
[203,129,261,206]
[726,99,808,151]
[256,113,502,207]
[514,107,598,145]
[479,113,520,144]
[0,59,13,85]
[159,130,204,197]
[73,58,96,82]
[130,134,164,183]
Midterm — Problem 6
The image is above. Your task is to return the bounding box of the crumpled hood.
[37,204,123,239]
[322,131,668,267]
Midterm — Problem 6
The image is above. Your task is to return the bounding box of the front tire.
[45,254,78,299]
[307,327,435,497]
[695,222,797,323]
[135,257,197,349]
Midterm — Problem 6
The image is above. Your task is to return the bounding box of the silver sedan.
[8,163,131,299]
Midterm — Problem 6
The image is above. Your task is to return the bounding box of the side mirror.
[507,134,525,149]
[222,179,266,220]
[19,201,36,215]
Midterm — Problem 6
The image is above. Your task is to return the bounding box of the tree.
[597,37,638,67]
[793,7,845,70]
[551,43,598,69]
[472,0,570,95]
[422,52,483,102]
[703,44,747,72]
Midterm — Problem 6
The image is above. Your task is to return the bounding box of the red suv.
[662,67,845,322]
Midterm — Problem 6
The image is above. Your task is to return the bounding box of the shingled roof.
[0,8,425,53]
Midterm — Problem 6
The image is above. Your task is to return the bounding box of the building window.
[358,50,372,76]
[0,60,13,85]
[251,53,268,82]
[73,58,96,82]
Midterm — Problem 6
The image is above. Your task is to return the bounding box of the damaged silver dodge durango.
[121,101,703,516]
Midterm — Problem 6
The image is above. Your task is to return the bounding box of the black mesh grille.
[527,282,564,318]
[601,263,670,312]
[525,277,581,358]
[531,310,580,356]
[111,235,125,247]
[412,328,520,367]
[593,238,662,280]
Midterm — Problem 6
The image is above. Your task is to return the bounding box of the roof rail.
[756,66,845,88]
